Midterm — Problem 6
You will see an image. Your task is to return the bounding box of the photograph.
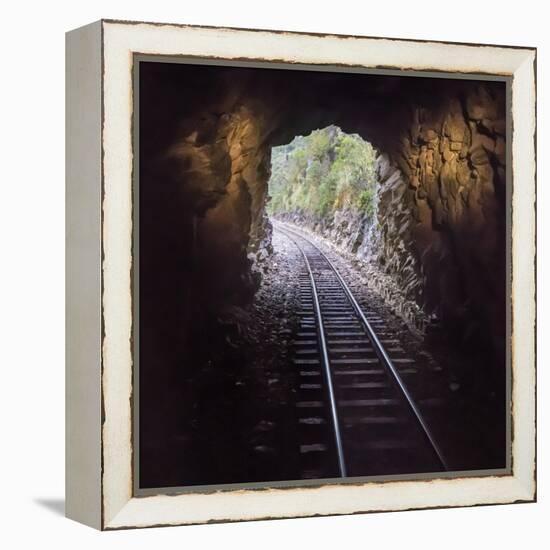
[135,59,510,490]
[1,1,540,543]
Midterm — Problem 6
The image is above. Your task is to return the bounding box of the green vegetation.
[268,126,377,220]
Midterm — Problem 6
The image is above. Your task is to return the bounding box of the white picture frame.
[66,19,536,530]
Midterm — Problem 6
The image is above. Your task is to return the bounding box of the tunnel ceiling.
[139,61,507,364]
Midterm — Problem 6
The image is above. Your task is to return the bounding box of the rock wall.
[172,103,276,306]
[139,62,507,375]
[275,85,506,364]
[392,87,507,364]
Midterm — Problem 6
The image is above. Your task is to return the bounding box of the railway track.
[275,221,448,479]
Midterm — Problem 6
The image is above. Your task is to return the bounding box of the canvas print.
[135,60,509,490]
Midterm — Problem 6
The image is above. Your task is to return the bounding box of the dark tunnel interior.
[137,61,508,488]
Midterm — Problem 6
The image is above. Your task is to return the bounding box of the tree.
[267,126,377,221]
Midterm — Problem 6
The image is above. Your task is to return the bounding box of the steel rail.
[276,221,449,472]
[278,226,347,477]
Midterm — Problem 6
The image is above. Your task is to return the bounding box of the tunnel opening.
[137,60,508,489]
[267,126,378,244]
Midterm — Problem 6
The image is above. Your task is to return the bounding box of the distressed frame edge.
[65,19,104,530]
[509,49,537,503]
[103,17,537,54]
[99,20,536,530]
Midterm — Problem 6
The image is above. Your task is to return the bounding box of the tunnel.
[138,61,507,488]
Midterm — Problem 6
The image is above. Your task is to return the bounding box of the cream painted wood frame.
[65,19,536,530]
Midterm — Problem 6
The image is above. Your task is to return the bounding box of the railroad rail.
[274,221,448,479]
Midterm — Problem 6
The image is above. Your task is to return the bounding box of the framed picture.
[66,19,536,530]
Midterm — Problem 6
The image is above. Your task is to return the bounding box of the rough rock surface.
[391,88,507,370]
[275,88,506,367]
[139,63,506,403]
